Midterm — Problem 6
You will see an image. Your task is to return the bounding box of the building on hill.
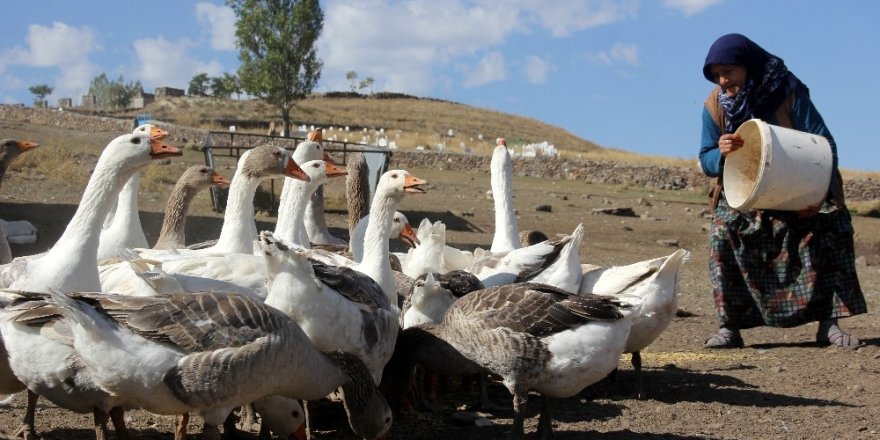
[155,87,185,98]
[57,98,73,109]
[131,92,155,109]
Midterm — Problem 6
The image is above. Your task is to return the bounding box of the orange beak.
[210,171,231,186]
[285,158,310,182]
[150,126,169,140]
[15,140,39,152]
[399,222,420,247]
[291,422,307,440]
[322,151,335,164]
[324,161,347,178]
[403,174,427,193]
[149,139,182,159]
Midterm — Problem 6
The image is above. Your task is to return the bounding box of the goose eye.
[312,163,320,168]
[391,173,398,179]
[200,168,209,174]
[385,416,391,424]
[131,136,141,144]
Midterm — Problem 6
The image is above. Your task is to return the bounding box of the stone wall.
[3,105,878,201]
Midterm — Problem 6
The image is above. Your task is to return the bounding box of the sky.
[1,0,878,171]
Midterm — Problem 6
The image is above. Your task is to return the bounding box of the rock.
[533,204,552,213]
[448,411,478,426]
[657,239,679,247]
[855,255,868,267]
[592,207,637,217]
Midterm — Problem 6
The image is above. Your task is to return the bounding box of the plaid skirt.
[709,196,867,329]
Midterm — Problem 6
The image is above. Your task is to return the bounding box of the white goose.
[395,218,476,276]
[489,137,519,253]
[273,159,347,247]
[259,232,399,385]
[301,128,346,246]
[400,270,484,329]
[97,124,171,260]
[152,165,231,250]
[352,211,419,263]
[0,131,181,439]
[467,223,585,291]
[44,289,393,440]
[97,170,149,260]
[274,128,335,247]
[579,248,690,398]
[382,282,639,440]
[103,145,309,297]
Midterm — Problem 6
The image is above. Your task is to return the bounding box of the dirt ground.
[0,121,878,439]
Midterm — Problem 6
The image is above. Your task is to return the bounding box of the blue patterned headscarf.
[703,33,804,133]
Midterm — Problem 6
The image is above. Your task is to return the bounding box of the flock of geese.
[0,128,689,440]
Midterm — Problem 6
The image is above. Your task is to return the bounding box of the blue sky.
[2,0,878,171]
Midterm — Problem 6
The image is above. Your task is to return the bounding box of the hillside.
[124,93,604,156]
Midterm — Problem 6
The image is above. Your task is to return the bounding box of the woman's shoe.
[703,327,744,349]
[816,320,859,347]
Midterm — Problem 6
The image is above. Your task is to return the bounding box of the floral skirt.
[708,196,867,329]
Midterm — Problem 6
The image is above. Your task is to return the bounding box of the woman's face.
[709,64,748,97]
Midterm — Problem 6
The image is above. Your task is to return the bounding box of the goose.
[578,248,690,399]
[97,170,149,260]
[152,165,231,250]
[381,282,639,440]
[258,231,399,385]
[0,224,10,265]
[0,219,38,245]
[346,151,371,237]
[520,229,549,247]
[42,289,393,440]
[467,223,585,291]
[107,145,309,296]
[400,270,484,329]
[274,160,348,247]
[0,139,39,188]
[351,211,419,263]
[301,128,346,246]
[489,138,519,253]
[397,218,476,277]
[274,129,335,247]
[0,131,181,439]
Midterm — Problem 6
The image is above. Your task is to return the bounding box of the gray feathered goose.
[382,282,638,440]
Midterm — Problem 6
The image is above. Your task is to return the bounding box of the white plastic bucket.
[723,119,832,211]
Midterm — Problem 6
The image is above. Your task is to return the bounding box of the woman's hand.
[718,133,744,157]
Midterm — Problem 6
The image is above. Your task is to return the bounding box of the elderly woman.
[698,33,866,348]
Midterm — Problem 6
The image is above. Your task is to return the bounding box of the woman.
[698,33,866,348]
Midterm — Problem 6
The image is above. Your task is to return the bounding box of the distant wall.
[2,105,878,201]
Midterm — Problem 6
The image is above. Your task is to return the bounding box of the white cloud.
[318,0,517,94]
[463,52,507,88]
[0,22,99,101]
[195,2,237,51]
[524,55,554,84]
[586,42,640,67]
[133,37,223,89]
[661,0,723,16]
[514,0,640,37]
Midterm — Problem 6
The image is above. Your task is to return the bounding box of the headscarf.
[703,33,804,133]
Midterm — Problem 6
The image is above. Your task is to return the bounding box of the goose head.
[0,139,40,160]
[293,127,334,164]
[132,123,169,140]
[299,159,347,188]
[376,170,427,201]
[242,145,309,181]
[97,131,181,172]
[410,272,455,312]
[326,351,393,440]
[391,212,419,247]
[180,165,231,189]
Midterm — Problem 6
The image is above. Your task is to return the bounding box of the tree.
[29,84,53,108]
[228,0,324,137]
[188,73,210,97]
[86,74,142,109]
[359,76,375,95]
[346,70,358,92]
[223,72,242,99]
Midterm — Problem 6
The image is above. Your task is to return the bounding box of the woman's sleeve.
[699,107,722,177]
[790,87,838,170]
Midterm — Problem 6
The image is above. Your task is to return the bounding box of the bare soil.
[0,121,878,440]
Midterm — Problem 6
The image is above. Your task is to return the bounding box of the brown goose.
[152,165,231,250]
[0,139,39,188]
[381,282,638,440]
[43,290,393,440]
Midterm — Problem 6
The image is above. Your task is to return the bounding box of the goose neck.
[214,173,260,254]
